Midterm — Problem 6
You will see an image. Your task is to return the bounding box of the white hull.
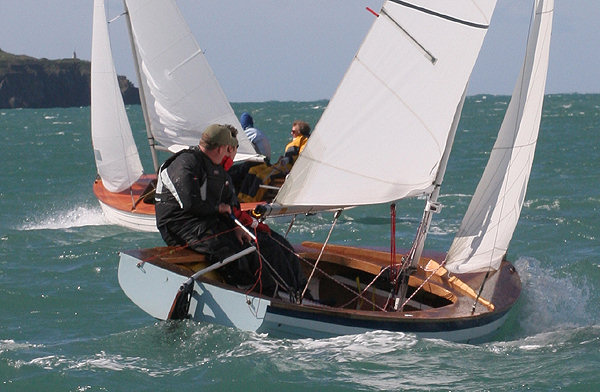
[119,251,269,329]
[98,200,158,232]
[118,250,516,342]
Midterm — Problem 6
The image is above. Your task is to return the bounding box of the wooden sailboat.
[91,0,263,232]
[118,0,554,341]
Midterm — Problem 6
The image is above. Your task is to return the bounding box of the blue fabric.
[240,112,254,129]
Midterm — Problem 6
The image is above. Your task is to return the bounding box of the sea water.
[1,95,598,390]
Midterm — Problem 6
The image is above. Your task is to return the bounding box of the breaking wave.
[20,205,108,231]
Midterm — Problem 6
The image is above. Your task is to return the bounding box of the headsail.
[446,0,554,273]
[124,0,257,159]
[91,0,143,193]
[273,0,497,211]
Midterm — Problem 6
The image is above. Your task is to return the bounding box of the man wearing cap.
[155,124,306,295]
[155,124,252,273]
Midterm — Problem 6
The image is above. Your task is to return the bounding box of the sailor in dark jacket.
[155,124,305,297]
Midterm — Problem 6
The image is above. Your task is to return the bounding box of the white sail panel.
[446,0,554,273]
[275,0,496,208]
[91,0,143,193]
[124,0,256,157]
[132,38,162,144]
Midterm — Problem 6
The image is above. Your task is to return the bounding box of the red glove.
[233,207,271,234]
[256,221,271,234]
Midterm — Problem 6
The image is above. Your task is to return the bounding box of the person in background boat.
[237,120,311,203]
[278,120,311,169]
[229,112,272,191]
[240,112,271,161]
[155,124,307,298]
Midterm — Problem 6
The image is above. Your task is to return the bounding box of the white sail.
[446,0,554,273]
[274,0,497,209]
[91,0,143,193]
[123,0,257,158]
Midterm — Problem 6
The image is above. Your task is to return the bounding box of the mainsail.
[91,0,143,193]
[124,0,258,160]
[446,0,554,273]
[274,0,497,210]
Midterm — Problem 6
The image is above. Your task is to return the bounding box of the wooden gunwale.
[93,174,156,215]
[94,175,266,216]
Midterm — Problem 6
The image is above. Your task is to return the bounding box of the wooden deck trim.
[94,175,265,216]
[300,241,495,310]
[93,175,156,215]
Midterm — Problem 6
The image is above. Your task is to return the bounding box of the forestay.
[124,0,257,159]
[91,0,143,192]
[446,0,554,273]
[274,0,497,209]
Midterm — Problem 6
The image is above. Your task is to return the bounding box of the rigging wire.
[390,203,398,282]
[284,214,296,238]
[267,223,389,312]
[301,210,342,300]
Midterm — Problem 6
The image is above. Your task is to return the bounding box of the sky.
[0,0,598,102]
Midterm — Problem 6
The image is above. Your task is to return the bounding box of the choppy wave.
[516,257,596,335]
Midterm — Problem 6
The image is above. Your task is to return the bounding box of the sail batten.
[446,0,554,273]
[274,0,497,209]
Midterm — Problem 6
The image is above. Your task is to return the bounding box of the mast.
[406,89,468,269]
[122,0,159,172]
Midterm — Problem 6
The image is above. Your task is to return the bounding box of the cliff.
[0,49,139,109]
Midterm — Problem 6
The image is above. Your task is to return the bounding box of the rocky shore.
[0,49,139,109]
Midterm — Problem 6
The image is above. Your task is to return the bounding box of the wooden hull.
[118,242,521,342]
[93,176,268,232]
[93,175,158,232]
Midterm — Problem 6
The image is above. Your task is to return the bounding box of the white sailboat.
[91,0,262,232]
[118,0,553,341]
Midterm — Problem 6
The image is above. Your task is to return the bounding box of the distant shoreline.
[0,49,139,109]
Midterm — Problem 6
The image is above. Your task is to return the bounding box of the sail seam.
[388,0,490,29]
[168,48,203,77]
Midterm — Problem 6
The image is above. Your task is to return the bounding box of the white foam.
[235,329,418,363]
[0,339,40,354]
[20,206,109,230]
[516,257,593,335]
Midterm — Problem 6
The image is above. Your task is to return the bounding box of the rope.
[267,228,388,311]
[244,226,263,295]
[399,259,445,310]
[301,210,341,300]
[284,214,296,238]
[338,265,390,311]
[471,268,491,314]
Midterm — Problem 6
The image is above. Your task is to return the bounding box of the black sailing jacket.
[155,147,237,246]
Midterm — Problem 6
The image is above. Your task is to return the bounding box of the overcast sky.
[1,0,597,102]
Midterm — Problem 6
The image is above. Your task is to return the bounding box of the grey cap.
[201,124,238,147]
